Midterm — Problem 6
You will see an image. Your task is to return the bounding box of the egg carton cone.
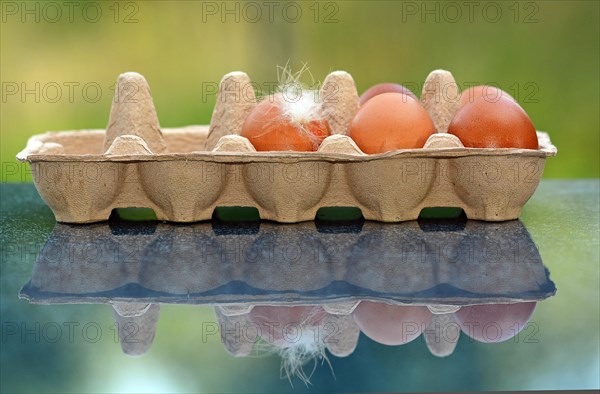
[423,312,461,357]
[17,70,557,224]
[111,302,160,356]
[20,219,555,307]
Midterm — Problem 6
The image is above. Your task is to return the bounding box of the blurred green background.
[1,0,599,180]
[1,2,599,393]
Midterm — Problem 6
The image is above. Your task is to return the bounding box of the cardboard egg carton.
[17,70,557,223]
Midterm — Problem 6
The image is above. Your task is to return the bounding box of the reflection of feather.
[249,306,334,386]
[277,327,332,387]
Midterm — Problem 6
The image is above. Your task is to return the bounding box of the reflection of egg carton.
[21,220,554,305]
[20,220,555,358]
[17,70,557,223]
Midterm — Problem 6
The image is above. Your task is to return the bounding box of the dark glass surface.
[1,181,598,392]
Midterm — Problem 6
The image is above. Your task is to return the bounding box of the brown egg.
[460,85,515,107]
[347,93,436,153]
[359,83,418,105]
[448,95,538,149]
[241,93,330,151]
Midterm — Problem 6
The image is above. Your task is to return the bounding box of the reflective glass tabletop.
[1,180,598,393]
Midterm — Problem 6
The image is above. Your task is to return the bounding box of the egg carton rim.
[17,129,556,163]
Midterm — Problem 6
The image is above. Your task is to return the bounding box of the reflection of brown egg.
[460,85,515,107]
[352,301,432,345]
[454,302,537,343]
[359,83,418,105]
[247,306,327,346]
[448,96,539,149]
[347,93,436,153]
